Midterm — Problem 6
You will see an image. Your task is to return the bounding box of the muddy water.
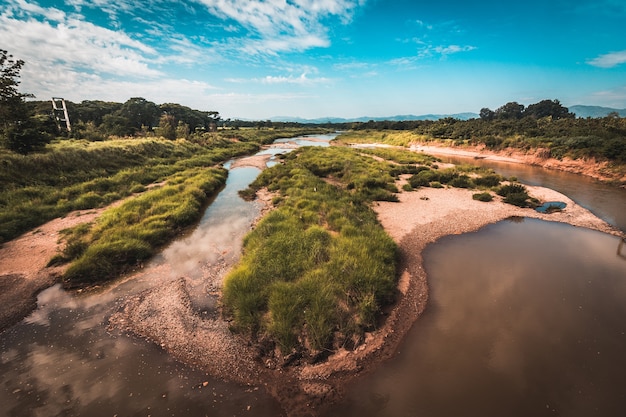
[329,219,626,417]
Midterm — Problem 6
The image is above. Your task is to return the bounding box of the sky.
[1,0,625,120]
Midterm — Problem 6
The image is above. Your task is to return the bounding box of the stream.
[1,135,625,416]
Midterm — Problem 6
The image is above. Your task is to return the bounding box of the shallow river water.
[1,136,625,416]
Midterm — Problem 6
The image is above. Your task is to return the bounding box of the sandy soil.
[1,146,623,416]
[0,207,114,330]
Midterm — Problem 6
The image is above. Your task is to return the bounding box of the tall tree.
[495,102,525,120]
[119,97,160,131]
[524,99,574,120]
[0,49,51,153]
[479,107,495,121]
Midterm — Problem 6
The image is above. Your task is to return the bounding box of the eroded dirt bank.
[410,142,626,185]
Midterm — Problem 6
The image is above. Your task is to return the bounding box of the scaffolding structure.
[51,97,71,132]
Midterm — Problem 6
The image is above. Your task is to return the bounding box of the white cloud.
[587,85,626,107]
[418,44,476,59]
[225,72,330,85]
[261,73,330,84]
[23,69,219,108]
[0,2,161,78]
[587,50,626,68]
[195,0,364,54]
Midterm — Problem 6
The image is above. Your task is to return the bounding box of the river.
[1,136,625,416]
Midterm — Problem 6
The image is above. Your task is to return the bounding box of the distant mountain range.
[268,105,625,123]
[568,105,626,118]
[269,112,479,123]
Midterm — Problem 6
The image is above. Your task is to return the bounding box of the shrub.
[472,192,493,202]
[474,173,503,187]
[497,183,532,207]
[450,174,474,188]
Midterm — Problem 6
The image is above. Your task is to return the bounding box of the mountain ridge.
[269,112,479,123]
[568,105,626,118]
[263,105,626,123]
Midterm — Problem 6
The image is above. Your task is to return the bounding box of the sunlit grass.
[61,167,227,286]
[0,138,257,243]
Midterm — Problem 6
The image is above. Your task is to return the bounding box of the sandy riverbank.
[410,142,626,185]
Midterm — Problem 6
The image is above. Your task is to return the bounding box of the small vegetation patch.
[496,183,539,207]
[472,192,494,202]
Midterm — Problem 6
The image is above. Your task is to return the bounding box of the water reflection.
[329,219,626,417]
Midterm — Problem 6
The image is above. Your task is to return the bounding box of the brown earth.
[0,207,115,330]
[410,142,626,185]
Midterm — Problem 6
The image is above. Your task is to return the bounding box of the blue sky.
[1,0,625,119]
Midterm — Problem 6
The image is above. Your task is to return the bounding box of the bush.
[450,174,474,188]
[472,192,493,202]
[497,183,531,207]
[474,173,503,187]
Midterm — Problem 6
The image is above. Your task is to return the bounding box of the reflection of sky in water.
[0,279,281,416]
[330,219,626,417]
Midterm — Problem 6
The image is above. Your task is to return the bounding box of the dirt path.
[0,208,111,331]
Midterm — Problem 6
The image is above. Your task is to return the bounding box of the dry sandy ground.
[1,149,623,416]
[0,207,114,330]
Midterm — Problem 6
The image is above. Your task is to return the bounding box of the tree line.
[2,48,624,163]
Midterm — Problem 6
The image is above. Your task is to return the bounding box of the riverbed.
[1,135,625,416]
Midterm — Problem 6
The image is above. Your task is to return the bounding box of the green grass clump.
[472,192,494,202]
[496,183,539,207]
[61,167,227,286]
[223,146,399,355]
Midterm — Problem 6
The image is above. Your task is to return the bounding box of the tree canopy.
[0,49,53,154]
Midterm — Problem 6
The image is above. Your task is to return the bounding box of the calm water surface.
[328,219,626,417]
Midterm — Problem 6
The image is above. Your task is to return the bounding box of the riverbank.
[0,207,114,330]
[410,142,626,186]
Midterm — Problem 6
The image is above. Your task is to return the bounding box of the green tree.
[525,99,574,120]
[119,97,160,132]
[155,113,176,139]
[0,50,51,153]
[479,107,495,121]
[495,102,525,120]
